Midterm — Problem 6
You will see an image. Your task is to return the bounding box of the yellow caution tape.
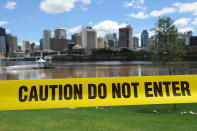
[0,75,196,110]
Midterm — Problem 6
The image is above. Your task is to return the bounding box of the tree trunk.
[173,103,177,110]
[169,65,177,110]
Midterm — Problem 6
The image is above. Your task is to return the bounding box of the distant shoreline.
[52,55,197,62]
[1,55,197,62]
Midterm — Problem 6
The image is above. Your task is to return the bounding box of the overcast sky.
[0,0,197,45]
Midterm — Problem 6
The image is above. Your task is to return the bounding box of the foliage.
[150,17,187,75]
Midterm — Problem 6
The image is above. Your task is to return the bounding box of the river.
[0,61,197,80]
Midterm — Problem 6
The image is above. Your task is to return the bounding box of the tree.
[150,17,187,110]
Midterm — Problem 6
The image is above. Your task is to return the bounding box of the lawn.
[0,104,197,131]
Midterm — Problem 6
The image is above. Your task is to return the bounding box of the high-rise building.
[147,36,156,50]
[30,42,36,51]
[133,36,139,48]
[50,38,68,51]
[0,27,6,36]
[0,36,6,55]
[188,36,197,51]
[0,27,6,55]
[105,33,117,48]
[40,38,44,50]
[72,33,82,46]
[54,27,66,39]
[97,37,105,49]
[23,40,30,53]
[180,31,193,46]
[43,29,51,51]
[8,35,18,54]
[119,25,133,49]
[141,30,149,48]
[81,27,97,49]
[190,36,197,46]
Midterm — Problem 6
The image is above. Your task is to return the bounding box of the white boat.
[34,58,53,69]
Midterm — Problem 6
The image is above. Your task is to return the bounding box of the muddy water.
[0,61,197,80]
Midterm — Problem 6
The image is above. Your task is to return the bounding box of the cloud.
[173,18,191,27]
[127,11,149,19]
[96,0,103,5]
[81,0,91,5]
[0,21,8,26]
[150,7,176,17]
[5,1,16,10]
[81,7,88,11]
[93,20,128,37]
[174,2,197,15]
[32,42,40,46]
[178,27,195,33]
[68,26,82,33]
[40,0,91,14]
[6,29,11,34]
[149,30,155,37]
[123,0,146,10]
[88,21,93,25]
[192,18,197,26]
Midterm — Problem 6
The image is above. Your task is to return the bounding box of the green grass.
[0,104,197,131]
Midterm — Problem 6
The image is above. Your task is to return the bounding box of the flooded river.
[0,61,197,80]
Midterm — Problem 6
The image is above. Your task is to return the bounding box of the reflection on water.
[0,61,197,80]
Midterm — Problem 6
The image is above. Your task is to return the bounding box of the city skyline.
[0,0,197,46]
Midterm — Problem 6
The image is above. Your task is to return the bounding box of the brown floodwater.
[0,61,197,80]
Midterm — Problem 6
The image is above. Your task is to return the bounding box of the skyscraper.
[0,36,6,55]
[72,33,82,46]
[119,25,133,49]
[40,38,44,50]
[23,40,30,53]
[180,31,193,46]
[97,37,105,49]
[0,27,6,36]
[133,36,139,48]
[105,33,118,48]
[141,30,149,48]
[8,35,18,54]
[54,27,66,39]
[81,27,97,49]
[0,27,6,55]
[43,29,51,51]
[30,42,36,51]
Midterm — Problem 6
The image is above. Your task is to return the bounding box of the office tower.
[180,31,193,46]
[54,27,66,39]
[30,42,36,51]
[119,25,133,49]
[0,36,6,55]
[141,30,149,48]
[8,35,18,54]
[133,36,139,48]
[0,27,6,36]
[72,33,82,46]
[81,27,97,49]
[188,36,197,51]
[190,36,197,46]
[43,29,51,50]
[97,37,105,49]
[105,33,118,48]
[50,38,68,51]
[147,36,156,50]
[40,38,44,50]
[0,27,6,55]
[23,40,30,53]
